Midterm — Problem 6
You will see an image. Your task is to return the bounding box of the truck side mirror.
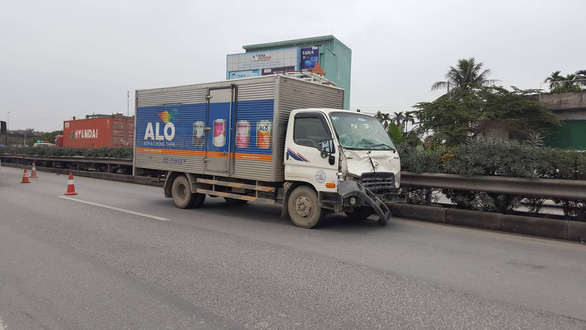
[318,139,335,159]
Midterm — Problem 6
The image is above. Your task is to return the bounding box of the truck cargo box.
[134,75,345,182]
[63,116,134,148]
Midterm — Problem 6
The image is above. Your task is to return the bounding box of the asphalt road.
[1,166,585,329]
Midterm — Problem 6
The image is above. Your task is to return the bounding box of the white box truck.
[134,74,400,228]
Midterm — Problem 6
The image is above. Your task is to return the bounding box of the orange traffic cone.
[21,168,31,183]
[31,162,38,178]
[64,172,78,195]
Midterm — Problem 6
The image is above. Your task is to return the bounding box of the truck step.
[195,188,276,205]
[196,178,275,192]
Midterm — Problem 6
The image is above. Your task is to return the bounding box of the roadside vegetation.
[0,146,133,158]
[378,58,586,221]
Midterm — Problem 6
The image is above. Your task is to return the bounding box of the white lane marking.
[0,315,6,330]
[58,196,170,221]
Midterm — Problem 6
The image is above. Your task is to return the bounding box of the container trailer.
[63,115,134,148]
[134,74,400,228]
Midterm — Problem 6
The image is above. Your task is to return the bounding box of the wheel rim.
[295,196,313,218]
[177,183,186,201]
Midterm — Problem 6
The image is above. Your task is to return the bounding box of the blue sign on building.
[300,47,319,71]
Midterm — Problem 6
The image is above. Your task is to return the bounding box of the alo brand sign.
[144,110,177,141]
[144,122,175,141]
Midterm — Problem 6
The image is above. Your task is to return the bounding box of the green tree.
[431,58,497,96]
[414,87,558,146]
[374,111,392,129]
[576,69,586,87]
[544,71,565,91]
[544,70,585,93]
[38,130,63,144]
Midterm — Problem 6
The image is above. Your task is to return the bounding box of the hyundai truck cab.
[283,109,400,228]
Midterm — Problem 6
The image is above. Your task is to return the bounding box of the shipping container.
[63,116,134,148]
[134,75,344,182]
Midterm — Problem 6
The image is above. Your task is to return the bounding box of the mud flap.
[338,181,391,226]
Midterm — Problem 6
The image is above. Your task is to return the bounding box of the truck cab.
[283,109,400,228]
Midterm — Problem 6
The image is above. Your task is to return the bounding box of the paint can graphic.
[236,121,250,148]
[256,120,272,149]
[213,119,226,147]
[193,121,205,146]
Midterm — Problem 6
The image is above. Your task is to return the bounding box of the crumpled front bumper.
[337,180,391,226]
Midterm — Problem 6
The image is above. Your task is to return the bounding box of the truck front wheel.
[287,186,324,229]
[172,175,205,209]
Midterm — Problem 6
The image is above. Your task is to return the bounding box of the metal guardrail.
[2,153,585,200]
[0,154,132,166]
[401,172,586,200]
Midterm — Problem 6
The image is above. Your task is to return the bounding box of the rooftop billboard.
[227,48,300,80]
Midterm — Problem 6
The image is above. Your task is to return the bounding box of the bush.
[398,137,586,221]
[0,146,133,159]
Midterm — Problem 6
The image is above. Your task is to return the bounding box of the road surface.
[1,166,585,329]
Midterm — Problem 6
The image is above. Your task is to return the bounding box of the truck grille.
[360,172,395,192]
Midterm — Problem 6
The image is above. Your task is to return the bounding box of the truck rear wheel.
[288,186,324,229]
[172,175,205,209]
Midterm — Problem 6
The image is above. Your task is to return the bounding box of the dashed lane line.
[58,196,170,221]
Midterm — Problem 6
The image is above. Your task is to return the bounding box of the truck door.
[285,112,339,190]
[205,88,234,174]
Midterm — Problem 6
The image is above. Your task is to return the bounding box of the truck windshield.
[329,112,396,150]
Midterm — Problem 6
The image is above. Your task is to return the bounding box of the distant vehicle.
[33,141,56,147]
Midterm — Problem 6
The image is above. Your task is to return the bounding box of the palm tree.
[544,71,565,91]
[391,112,405,127]
[374,111,392,129]
[575,70,586,88]
[431,58,497,96]
[544,71,583,93]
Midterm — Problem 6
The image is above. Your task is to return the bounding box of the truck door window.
[294,117,331,148]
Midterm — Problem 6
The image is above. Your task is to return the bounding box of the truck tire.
[288,186,324,229]
[345,207,373,221]
[172,175,205,209]
[224,197,248,204]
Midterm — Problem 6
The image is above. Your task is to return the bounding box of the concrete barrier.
[566,221,586,242]
[446,209,502,231]
[501,215,568,240]
[388,203,446,223]
[387,202,586,243]
[3,163,163,187]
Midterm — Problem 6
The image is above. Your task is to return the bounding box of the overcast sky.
[1,0,584,132]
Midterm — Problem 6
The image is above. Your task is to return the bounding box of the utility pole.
[127,91,130,116]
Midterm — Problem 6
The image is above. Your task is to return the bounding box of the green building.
[541,92,586,150]
[227,35,352,109]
